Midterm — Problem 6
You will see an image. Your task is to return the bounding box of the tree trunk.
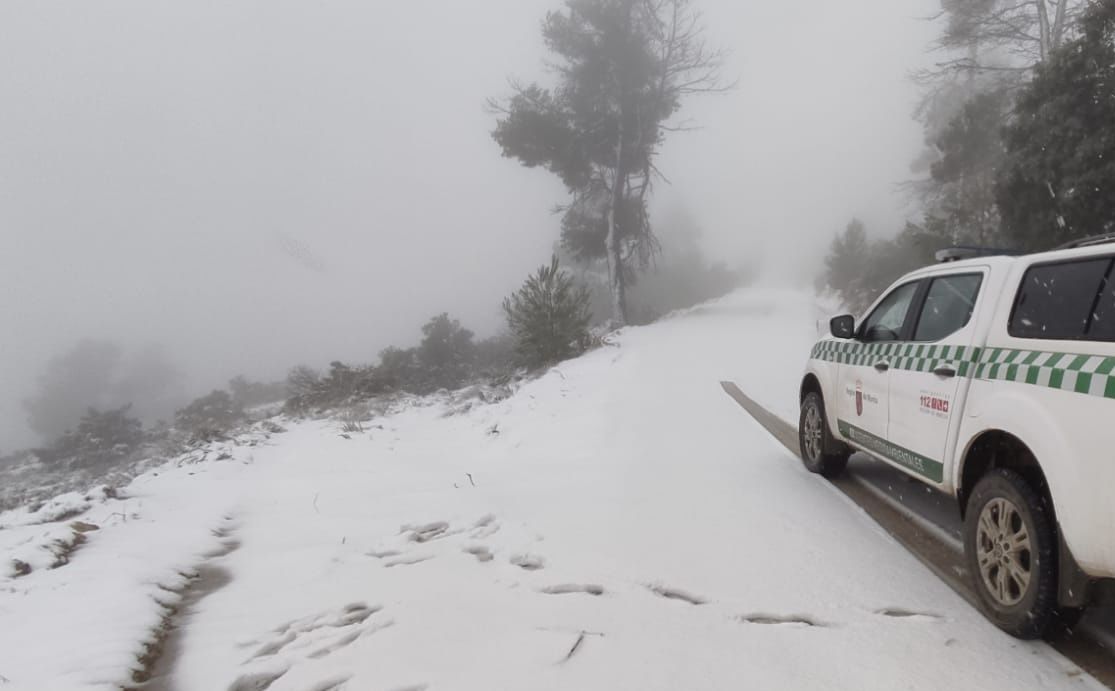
[604,0,635,328]
[606,130,628,327]
[1036,0,1052,61]
[1051,0,1069,52]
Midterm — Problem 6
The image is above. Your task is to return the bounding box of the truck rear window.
[1009,257,1115,341]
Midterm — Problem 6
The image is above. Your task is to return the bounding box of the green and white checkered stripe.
[811,340,1115,400]
[975,348,1115,398]
[811,341,984,376]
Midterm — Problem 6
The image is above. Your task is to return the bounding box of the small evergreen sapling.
[503,256,593,369]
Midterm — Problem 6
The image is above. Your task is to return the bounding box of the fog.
[0,0,938,450]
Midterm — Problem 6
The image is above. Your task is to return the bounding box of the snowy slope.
[0,287,1098,691]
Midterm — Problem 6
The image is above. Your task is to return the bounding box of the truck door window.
[913,274,983,342]
[860,282,919,343]
[1010,257,1114,340]
[1083,262,1115,341]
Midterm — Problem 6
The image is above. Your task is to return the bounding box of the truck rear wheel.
[799,392,849,478]
[964,469,1057,639]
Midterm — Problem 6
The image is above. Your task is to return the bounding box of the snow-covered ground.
[0,287,1099,690]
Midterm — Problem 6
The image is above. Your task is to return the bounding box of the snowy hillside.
[0,288,1097,691]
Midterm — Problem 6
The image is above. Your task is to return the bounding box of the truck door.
[836,281,921,448]
[886,272,985,485]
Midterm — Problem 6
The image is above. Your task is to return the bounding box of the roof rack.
[1053,232,1115,251]
[936,246,1024,263]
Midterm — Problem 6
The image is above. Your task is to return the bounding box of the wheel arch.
[957,429,1052,520]
[800,373,823,404]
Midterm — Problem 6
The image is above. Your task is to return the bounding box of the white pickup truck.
[800,239,1115,638]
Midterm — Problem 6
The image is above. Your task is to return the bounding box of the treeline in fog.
[820,0,1115,313]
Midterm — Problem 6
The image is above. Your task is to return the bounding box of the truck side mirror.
[830,314,856,339]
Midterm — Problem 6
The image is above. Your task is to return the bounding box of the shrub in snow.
[174,390,245,441]
[36,405,145,470]
[318,361,365,401]
[503,256,592,369]
[474,331,517,379]
[416,313,477,392]
[228,375,286,409]
[285,361,388,415]
[339,406,369,433]
[375,347,421,392]
[283,315,484,418]
[286,366,320,399]
[284,365,321,415]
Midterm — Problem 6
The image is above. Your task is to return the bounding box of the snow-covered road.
[0,288,1100,690]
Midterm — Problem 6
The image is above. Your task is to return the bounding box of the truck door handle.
[934,366,957,378]
[874,361,890,372]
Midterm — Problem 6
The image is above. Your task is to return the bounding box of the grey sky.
[0,0,939,449]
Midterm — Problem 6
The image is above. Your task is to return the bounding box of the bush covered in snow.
[174,390,246,441]
[285,313,496,416]
[286,365,321,399]
[473,332,517,379]
[36,405,145,470]
[416,313,477,391]
[228,375,286,410]
[374,348,420,392]
[285,361,387,415]
[0,406,156,511]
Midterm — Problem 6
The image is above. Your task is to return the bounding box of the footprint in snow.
[510,553,545,570]
[304,676,352,691]
[876,608,942,621]
[542,583,605,596]
[308,619,393,659]
[738,613,826,627]
[227,668,288,691]
[382,554,434,568]
[243,602,384,662]
[464,545,494,563]
[471,514,500,539]
[367,549,403,559]
[402,521,451,543]
[647,584,706,605]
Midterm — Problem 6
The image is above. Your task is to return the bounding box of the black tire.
[798,392,849,479]
[963,469,1058,639]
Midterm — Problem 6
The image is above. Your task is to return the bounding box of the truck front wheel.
[799,392,849,478]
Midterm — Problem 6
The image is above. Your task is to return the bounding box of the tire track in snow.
[134,515,241,691]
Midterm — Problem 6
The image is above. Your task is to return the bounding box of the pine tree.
[925,89,1010,246]
[822,220,870,306]
[503,256,593,368]
[490,0,725,326]
[997,0,1115,250]
[821,220,948,314]
[911,2,1088,253]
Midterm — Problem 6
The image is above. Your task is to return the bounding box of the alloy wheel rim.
[803,405,823,461]
[976,496,1033,607]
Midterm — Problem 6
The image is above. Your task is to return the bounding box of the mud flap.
[1058,528,1093,608]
